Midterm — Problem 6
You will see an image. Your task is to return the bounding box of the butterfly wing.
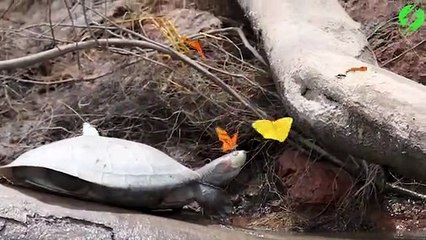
[190,40,206,60]
[252,118,293,142]
[346,66,368,73]
[216,127,237,152]
[182,37,206,60]
[252,120,277,140]
[272,117,293,142]
[229,130,239,150]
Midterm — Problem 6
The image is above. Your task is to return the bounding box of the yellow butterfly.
[252,117,293,142]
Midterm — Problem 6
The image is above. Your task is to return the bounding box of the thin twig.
[37,0,79,37]
[81,0,98,45]
[63,0,82,69]
[191,27,268,66]
[47,0,57,46]
[381,39,425,67]
[197,60,280,99]
[386,182,426,200]
[20,23,117,31]
[367,17,398,40]
[0,0,14,19]
[108,47,173,70]
[0,58,143,85]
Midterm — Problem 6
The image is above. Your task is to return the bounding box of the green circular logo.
[398,3,425,35]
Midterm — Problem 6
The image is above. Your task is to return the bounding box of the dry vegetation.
[0,0,282,164]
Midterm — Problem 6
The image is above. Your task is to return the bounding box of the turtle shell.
[1,136,200,191]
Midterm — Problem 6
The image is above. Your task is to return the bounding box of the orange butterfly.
[215,127,238,152]
[345,66,367,73]
[182,37,206,60]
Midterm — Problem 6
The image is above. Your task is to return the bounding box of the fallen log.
[0,184,257,240]
[238,0,426,181]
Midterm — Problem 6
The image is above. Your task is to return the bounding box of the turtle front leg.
[195,183,233,223]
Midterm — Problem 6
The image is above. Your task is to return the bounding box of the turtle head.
[196,150,247,186]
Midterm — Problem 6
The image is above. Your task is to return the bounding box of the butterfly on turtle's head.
[215,127,238,153]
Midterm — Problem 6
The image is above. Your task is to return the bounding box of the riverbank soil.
[0,0,424,237]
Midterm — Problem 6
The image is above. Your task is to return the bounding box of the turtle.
[0,123,247,216]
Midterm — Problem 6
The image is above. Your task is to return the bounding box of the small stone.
[277,149,353,205]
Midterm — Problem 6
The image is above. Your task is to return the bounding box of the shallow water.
[156,208,426,240]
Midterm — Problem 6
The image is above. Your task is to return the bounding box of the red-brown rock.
[277,149,353,205]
